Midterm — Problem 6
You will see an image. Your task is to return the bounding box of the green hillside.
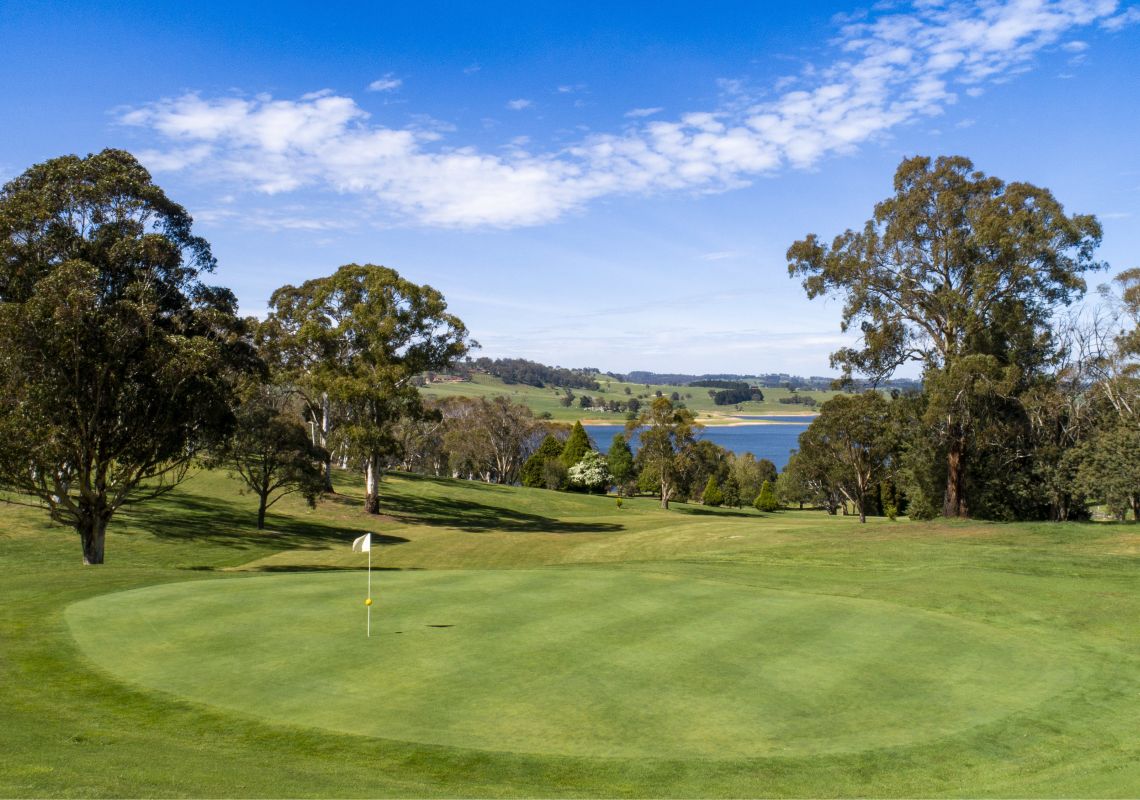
[421,372,832,423]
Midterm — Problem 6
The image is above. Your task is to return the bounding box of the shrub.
[568,451,612,493]
[701,476,724,507]
[754,480,779,512]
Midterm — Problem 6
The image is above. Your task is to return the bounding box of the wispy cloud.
[122,1,1121,229]
[505,98,533,110]
[367,74,402,92]
[1101,5,1140,29]
[700,250,742,261]
[625,107,664,118]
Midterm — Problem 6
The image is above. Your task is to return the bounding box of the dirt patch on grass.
[1103,533,1140,555]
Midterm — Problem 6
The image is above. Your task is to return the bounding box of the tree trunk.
[365,453,381,515]
[320,393,334,492]
[943,431,968,518]
[79,514,109,565]
[660,478,670,510]
[257,494,267,530]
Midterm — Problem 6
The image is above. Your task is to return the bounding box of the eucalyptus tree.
[207,381,327,529]
[628,396,699,509]
[267,265,469,515]
[796,392,895,523]
[789,155,1103,517]
[436,396,539,484]
[0,149,255,563]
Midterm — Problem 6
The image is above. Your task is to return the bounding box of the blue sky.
[2,1,1138,375]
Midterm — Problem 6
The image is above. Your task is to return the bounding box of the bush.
[754,480,779,512]
[568,451,611,493]
[701,476,724,507]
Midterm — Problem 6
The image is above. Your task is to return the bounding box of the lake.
[584,416,813,471]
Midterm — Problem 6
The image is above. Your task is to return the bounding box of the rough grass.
[3,469,1140,797]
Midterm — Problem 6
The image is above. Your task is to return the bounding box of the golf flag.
[353,533,374,637]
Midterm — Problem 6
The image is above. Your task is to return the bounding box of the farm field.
[419,372,832,423]
[3,470,1139,797]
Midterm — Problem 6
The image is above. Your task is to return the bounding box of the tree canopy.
[628,396,699,509]
[788,155,1103,517]
[796,392,895,523]
[208,381,327,529]
[267,264,469,514]
[0,149,255,563]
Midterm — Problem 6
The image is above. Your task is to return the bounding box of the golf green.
[66,568,1078,759]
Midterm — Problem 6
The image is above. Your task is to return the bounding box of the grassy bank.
[2,469,1139,797]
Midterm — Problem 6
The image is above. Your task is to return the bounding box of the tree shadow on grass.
[390,472,506,493]
[674,507,764,519]
[385,493,624,534]
[244,564,419,573]
[120,492,408,554]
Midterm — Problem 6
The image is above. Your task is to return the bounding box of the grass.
[3,469,1140,797]
[420,372,835,423]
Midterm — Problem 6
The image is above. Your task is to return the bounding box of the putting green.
[66,568,1078,759]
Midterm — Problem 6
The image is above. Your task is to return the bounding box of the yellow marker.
[365,597,373,606]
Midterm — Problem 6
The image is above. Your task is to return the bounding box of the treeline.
[388,394,783,510]
[712,387,764,405]
[689,380,750,389]
[470,357,599,390]
[688,380,766,405]
[778,394,817,407]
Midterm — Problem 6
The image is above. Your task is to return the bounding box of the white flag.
[352,533,372,553]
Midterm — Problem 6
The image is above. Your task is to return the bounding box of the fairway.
[67,567,1078,760]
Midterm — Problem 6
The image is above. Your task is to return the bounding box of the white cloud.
[123,0,1123,229]
[625,107,664,118]
[1101,5,1140,29]
[1062,39,1090,51]
[367,74,402,92]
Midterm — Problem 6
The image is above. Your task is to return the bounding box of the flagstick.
[367,546,372,638]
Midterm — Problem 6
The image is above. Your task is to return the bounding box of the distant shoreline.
[580,415,817,428]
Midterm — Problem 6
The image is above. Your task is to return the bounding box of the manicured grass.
[67,568,1077,760]
[3,469,1140,797]
[420,372,833,423]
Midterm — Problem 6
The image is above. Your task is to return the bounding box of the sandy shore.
[580,414,816,427]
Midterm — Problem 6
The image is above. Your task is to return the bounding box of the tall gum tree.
[628,396,699,509]
[0,150,254,563]
[267,264,469,515]
[788,155,1103,517]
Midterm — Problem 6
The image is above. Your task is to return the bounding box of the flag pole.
[353,533,374,638]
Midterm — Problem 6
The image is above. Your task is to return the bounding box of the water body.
[584,416,813,471]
